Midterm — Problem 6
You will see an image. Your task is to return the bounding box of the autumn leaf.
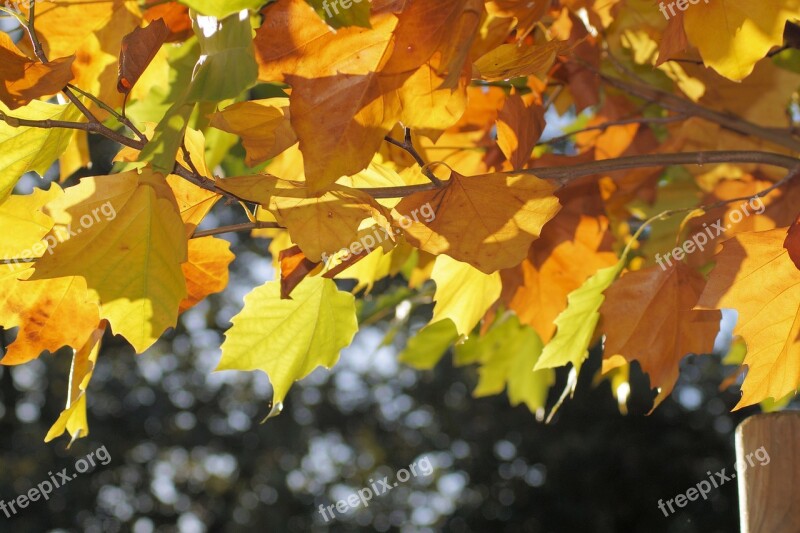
[501,185,618,343]
[217,174,393,262]
[0,100,83,201]
[600,264,721,408]
[179,237,234,313]
[30,169,187,353]
[534,260,625,373]
[209,99,297,166]
[217,277,358,418]
[455,313,555,418]
[45,325,105,445]
[496,94,546,170]
[684,0,800,81]
[473,40,570,81]
[394,171,561,273]
[0,32,75,110]
[430,254,502,336]
[698,229,800,408]
[117,18,170,95]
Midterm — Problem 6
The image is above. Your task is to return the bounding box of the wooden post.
[736,412,800,533]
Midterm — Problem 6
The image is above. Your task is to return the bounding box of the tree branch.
[362,150,800,198]
[599,72,800,153]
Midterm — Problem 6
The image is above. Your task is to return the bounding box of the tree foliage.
[1,0,799,444]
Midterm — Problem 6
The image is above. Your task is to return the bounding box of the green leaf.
[0,100,82,202]
[534,260,625,374]
[398,319,459,370]
[140,11,258,173]
[456,314,554,417]
[217,277,358,418]
[185,11,258,103]
[304,0,371,29]
[178,0,266,18]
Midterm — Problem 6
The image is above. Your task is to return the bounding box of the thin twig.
[67,83,146,142]
[384,128,443,186]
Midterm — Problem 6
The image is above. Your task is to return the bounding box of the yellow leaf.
[45,325,105,445]
[430,255,501,336]
[30,170,187,353]
[684,0,800,81]
[209,98,297,166]
[473,40,570,81]
[697,229,800,408]
[0,100,83,201]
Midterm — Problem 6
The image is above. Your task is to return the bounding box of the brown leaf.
[0,33,74,110]
[600,263,721,409]
[784,214,800,270]
[117,19,170,94]
[655,10,689,66]
[496,95,545,170]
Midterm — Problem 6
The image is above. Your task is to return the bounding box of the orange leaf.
[501,184,617,342]
[0,269,101,366]
[0,33,74,110]
[179,237,234,313]
[279,245,320,299]
[144,1,193,42]
[393,170,561,273]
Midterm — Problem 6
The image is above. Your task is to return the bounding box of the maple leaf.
[600,264,721,408]
[179,237,234,313]
[393,171,561,273]
[501,185,618,343]
[217,277,358,418]
[473,40,570,81]
[698,229,800,408]
[496,94,546,170]
[534,260,625,374]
